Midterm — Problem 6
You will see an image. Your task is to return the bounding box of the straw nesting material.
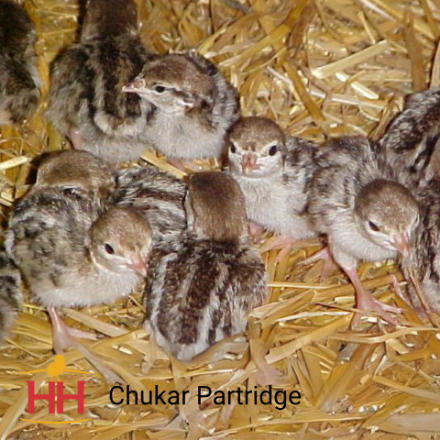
[1,0,440,439]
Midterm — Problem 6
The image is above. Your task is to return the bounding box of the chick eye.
[230,144,237,154]
[368,221,380,232]
[104,243,115,255]
[154,85,166,93]
[268,145,278,156]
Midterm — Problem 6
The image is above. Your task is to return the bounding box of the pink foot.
[392,273,430,320]
[345,270,401,328]
[260,236,319,263]
[301,246,339,281]
[390,274,412,307]
[249,221,264,243]
[168,158,200,172]
[48,307,122,383]
[68,328,98,341]
[251,342,284,386]
[68,127,83,150]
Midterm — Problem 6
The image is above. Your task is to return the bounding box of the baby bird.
[227,117,318,259]
[0,253,22,345]
[112,164,187,244]
[144,172,267,365]
[378,87,440,186]
[6,151,152,381]
[0,0,40,124]
[46,0,152,163]
[307,136,419,325]
[123,51,239,165]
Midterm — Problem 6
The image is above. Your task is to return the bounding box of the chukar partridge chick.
[144,172,279,384]
[227,117,318,260]
[0,0,40,125]
[6,151,152,381]
[307,136,419,326]
[123,51,239,167]
[46,0,152,163]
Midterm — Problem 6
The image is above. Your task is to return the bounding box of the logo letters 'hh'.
[27,381,86,414]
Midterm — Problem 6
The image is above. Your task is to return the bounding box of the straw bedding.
[1,0,440,438]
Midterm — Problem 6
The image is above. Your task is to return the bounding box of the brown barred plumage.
[0,0,40,124]
[112,165,187,244]
[46,0,152,163]
[378,88,440,187]
[143,172,266,361]
[0,253,22,345]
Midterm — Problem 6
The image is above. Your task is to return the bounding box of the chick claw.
[346,270,402,328]
[249,221,264,243]
[301,246,338,282]
[48,307,123,384]
[260,236,320,263]
[250,340,284,387]
[68,127,83,150]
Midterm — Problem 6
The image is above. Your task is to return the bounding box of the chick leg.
[250,339,284,387]
[260,236,321,263]
[167,158,201,172]
[390,274,412,307]
[249,221,264,243]
[68,127,83,150]
[48,308,122,383]
[301,246,339,281]
[345,269,401,327]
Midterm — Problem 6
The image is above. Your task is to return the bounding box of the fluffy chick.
[144,172,267,364]
[6,153,152,381]
[227,117,318,259]
[0,0,40,124]
[307,136,419,325]
[7,194,151,312]
[46,0,152,163]
[112,164,187,244]
[0,253,22,345]
[123,51,239,163]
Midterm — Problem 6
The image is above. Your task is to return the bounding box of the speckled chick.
[6,152,152,371]
[144,172,266,362]
[307,136,419,325]
[123,51,239,162]
[46,0,152,163]
[227,117,318,259]
[0,0,40,124]
[112,164,187,244]
[7,193,152,311]
[0,253,22,345]
[378,87,440,186]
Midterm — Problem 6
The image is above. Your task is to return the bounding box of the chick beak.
[391,232,411,257]
[122,78,146,94]
[127,254,148,277]
[241,153,258,175]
